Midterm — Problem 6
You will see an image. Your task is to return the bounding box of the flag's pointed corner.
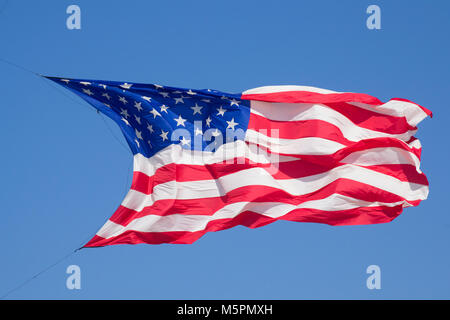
[82,235,105,249]
[391,97,433,119]
[41,75,62,81]
[39,75,64,85]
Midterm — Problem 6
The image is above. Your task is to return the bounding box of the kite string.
[0,56,40,77]
[0,226,100,299]
[0,55,133,204]
[0,58,86,299]
[98,112,132,154]
[0,57,133,297]
[0,56,92,111]
[0,57,132,154]
[0,249,80,299]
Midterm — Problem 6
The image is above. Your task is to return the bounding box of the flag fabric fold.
[46,77,431,247]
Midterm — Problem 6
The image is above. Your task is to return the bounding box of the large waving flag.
[46,77,431,247]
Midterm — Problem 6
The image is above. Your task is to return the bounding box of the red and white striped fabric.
[84,85,431,247]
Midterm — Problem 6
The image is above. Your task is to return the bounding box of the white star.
[174,97,184,104]
[142,96,152,102]
[135,129,143,140]
[174,115,187,127]
[220,95,228,100]
[150,108,161,118]
[120,83,133,89]
[104,103,111,108]
[180,136,191,146]
[160,104,169,113]
[102,93,111,100]
[217,106,226,116]
[201,99,211,103]
[154,84,164,89]
[80,81,91,86]
[121,117,130,126]
[120,108,130,118]
[61,79,70,83]
[159,92,170,98]
[186,89,196,95]
[160,130,169,141]
[205,116,212,127]
[212,129,221,137]
[190,103,203,115]
[99,84,107,90]
[82,88,94,96]
[148,140,152,148]
[134,101,143,112]
[147,123,154,133]
[134,115,142,125]
[226,118,239,130]
[118,96,128,104]
[195,127,203,136]
[135,139,140,148]
[230,98,240,106]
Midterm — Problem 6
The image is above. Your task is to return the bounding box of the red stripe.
[84,204,405,247]
[241,91,383,105]
[248,114,353,144]
[111,178,422,227]
[324,102,417,134]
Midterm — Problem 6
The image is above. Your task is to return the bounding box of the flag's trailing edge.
[45,77,431,247]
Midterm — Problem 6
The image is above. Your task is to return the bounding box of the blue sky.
[0,0,449,299]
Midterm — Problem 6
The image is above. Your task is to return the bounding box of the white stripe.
[243,85,338,95]
[96,194,410,238]
[250,101,416,141]
[123,163,428,212]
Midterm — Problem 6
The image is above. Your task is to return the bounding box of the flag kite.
[46,77,431,247]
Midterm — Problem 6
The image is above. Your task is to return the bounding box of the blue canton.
[47,76,251,158]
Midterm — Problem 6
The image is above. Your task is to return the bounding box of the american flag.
[47,77,431,247]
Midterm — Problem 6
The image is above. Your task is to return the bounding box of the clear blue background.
[0,0,448,299]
